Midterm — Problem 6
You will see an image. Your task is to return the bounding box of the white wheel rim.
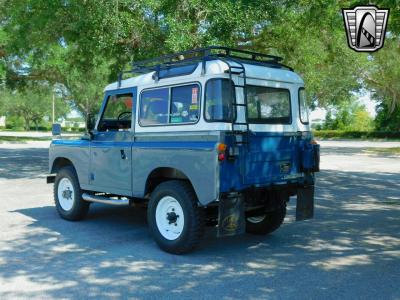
[57,177,75,211]
[155,196,185,241]
[247,215,266,224]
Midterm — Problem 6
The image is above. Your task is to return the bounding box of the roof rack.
[117,46,293,86]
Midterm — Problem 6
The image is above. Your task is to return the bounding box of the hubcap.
[155,196,184,240]
[57,177,75,211]
[247,215,266,224]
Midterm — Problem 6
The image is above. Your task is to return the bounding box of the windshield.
[246,85,291,124]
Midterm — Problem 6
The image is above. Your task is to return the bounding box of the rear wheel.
[246,205,286,235]
[147,180,205,254]
[54,166,90,221]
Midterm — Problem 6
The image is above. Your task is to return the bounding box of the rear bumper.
[225,176,314,195]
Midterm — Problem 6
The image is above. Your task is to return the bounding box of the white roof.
[104,60,304,91]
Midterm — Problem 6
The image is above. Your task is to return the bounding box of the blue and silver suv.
[47,47,320,254]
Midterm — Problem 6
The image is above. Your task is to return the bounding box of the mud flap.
[217,194,245,237]
[296,185,314,221]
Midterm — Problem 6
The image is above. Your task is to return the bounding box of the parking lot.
[0,140,399,299]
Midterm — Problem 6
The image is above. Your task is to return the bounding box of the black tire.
[245,205,286,235]
[54,165,90,221]
[147,180,205,254]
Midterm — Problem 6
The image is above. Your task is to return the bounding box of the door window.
[98,94,133,131]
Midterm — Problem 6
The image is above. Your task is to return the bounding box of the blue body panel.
[133,141,216,150]
[219,132,313,193]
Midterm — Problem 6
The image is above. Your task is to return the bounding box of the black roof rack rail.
[117,46,293,87]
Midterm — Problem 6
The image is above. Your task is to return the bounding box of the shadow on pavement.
[0,148,48,179]
[1,168,399,299]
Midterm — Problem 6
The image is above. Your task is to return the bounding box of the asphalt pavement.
[0,140,399,299]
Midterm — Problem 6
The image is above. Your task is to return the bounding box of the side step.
[82,193,130,206]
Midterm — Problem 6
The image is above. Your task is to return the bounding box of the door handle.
[120,149,127,160]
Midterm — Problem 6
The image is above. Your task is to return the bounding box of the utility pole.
[52,92,55,124]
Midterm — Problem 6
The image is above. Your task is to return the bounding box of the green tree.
[1,87,70,130]
[364,38,400,112]
[323,99,373,131]
[375,103,400,132]
[253,0,369,109]
[0,0,398,123]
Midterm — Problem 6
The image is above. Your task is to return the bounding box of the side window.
[139,84,200,126]
[170,84,199,123]
[205,79,235,122]
[298,88,309,124]
[98,94,132,131]
[140,88,169,125]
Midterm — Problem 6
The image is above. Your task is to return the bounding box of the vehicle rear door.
[243,83,300,185]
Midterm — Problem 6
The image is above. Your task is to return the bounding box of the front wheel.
[246,205,286,235]
[54,166,90,221]
[147,180,205,254]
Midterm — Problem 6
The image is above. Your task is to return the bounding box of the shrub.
[313,130,400,139]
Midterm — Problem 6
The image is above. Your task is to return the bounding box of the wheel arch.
[51,157,76,174]
[145,167,197,200]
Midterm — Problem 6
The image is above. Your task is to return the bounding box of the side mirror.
[83,113,95,140]
[86,113,95,132]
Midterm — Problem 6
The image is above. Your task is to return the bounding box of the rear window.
[139,84,200,126]
[246,85,291,124]
[205,79,235,122]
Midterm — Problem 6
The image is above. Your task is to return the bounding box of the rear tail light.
[217,143,227,161]
[218,153,226,161]
[217,143,227,152]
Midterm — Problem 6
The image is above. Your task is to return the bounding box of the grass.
[0,136,52,142]
[313,130,400,141]
[363,147,400,155]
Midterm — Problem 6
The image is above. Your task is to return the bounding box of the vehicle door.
[89,87,136,195]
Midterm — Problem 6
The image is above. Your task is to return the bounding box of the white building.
[0,116,5,127]
[60,119,85,129]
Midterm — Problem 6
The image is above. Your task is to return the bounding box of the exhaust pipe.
[82,193,130,206]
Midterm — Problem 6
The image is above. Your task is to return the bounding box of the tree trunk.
[23,117,30,131]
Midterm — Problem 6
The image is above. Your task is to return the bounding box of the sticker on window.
[192,87,198,104]
[124,97,132,109]
[171,116,183,123]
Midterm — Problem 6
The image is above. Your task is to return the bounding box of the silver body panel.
[49,132,221,205]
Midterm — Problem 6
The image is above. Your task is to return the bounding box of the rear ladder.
[219,57,251,152]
